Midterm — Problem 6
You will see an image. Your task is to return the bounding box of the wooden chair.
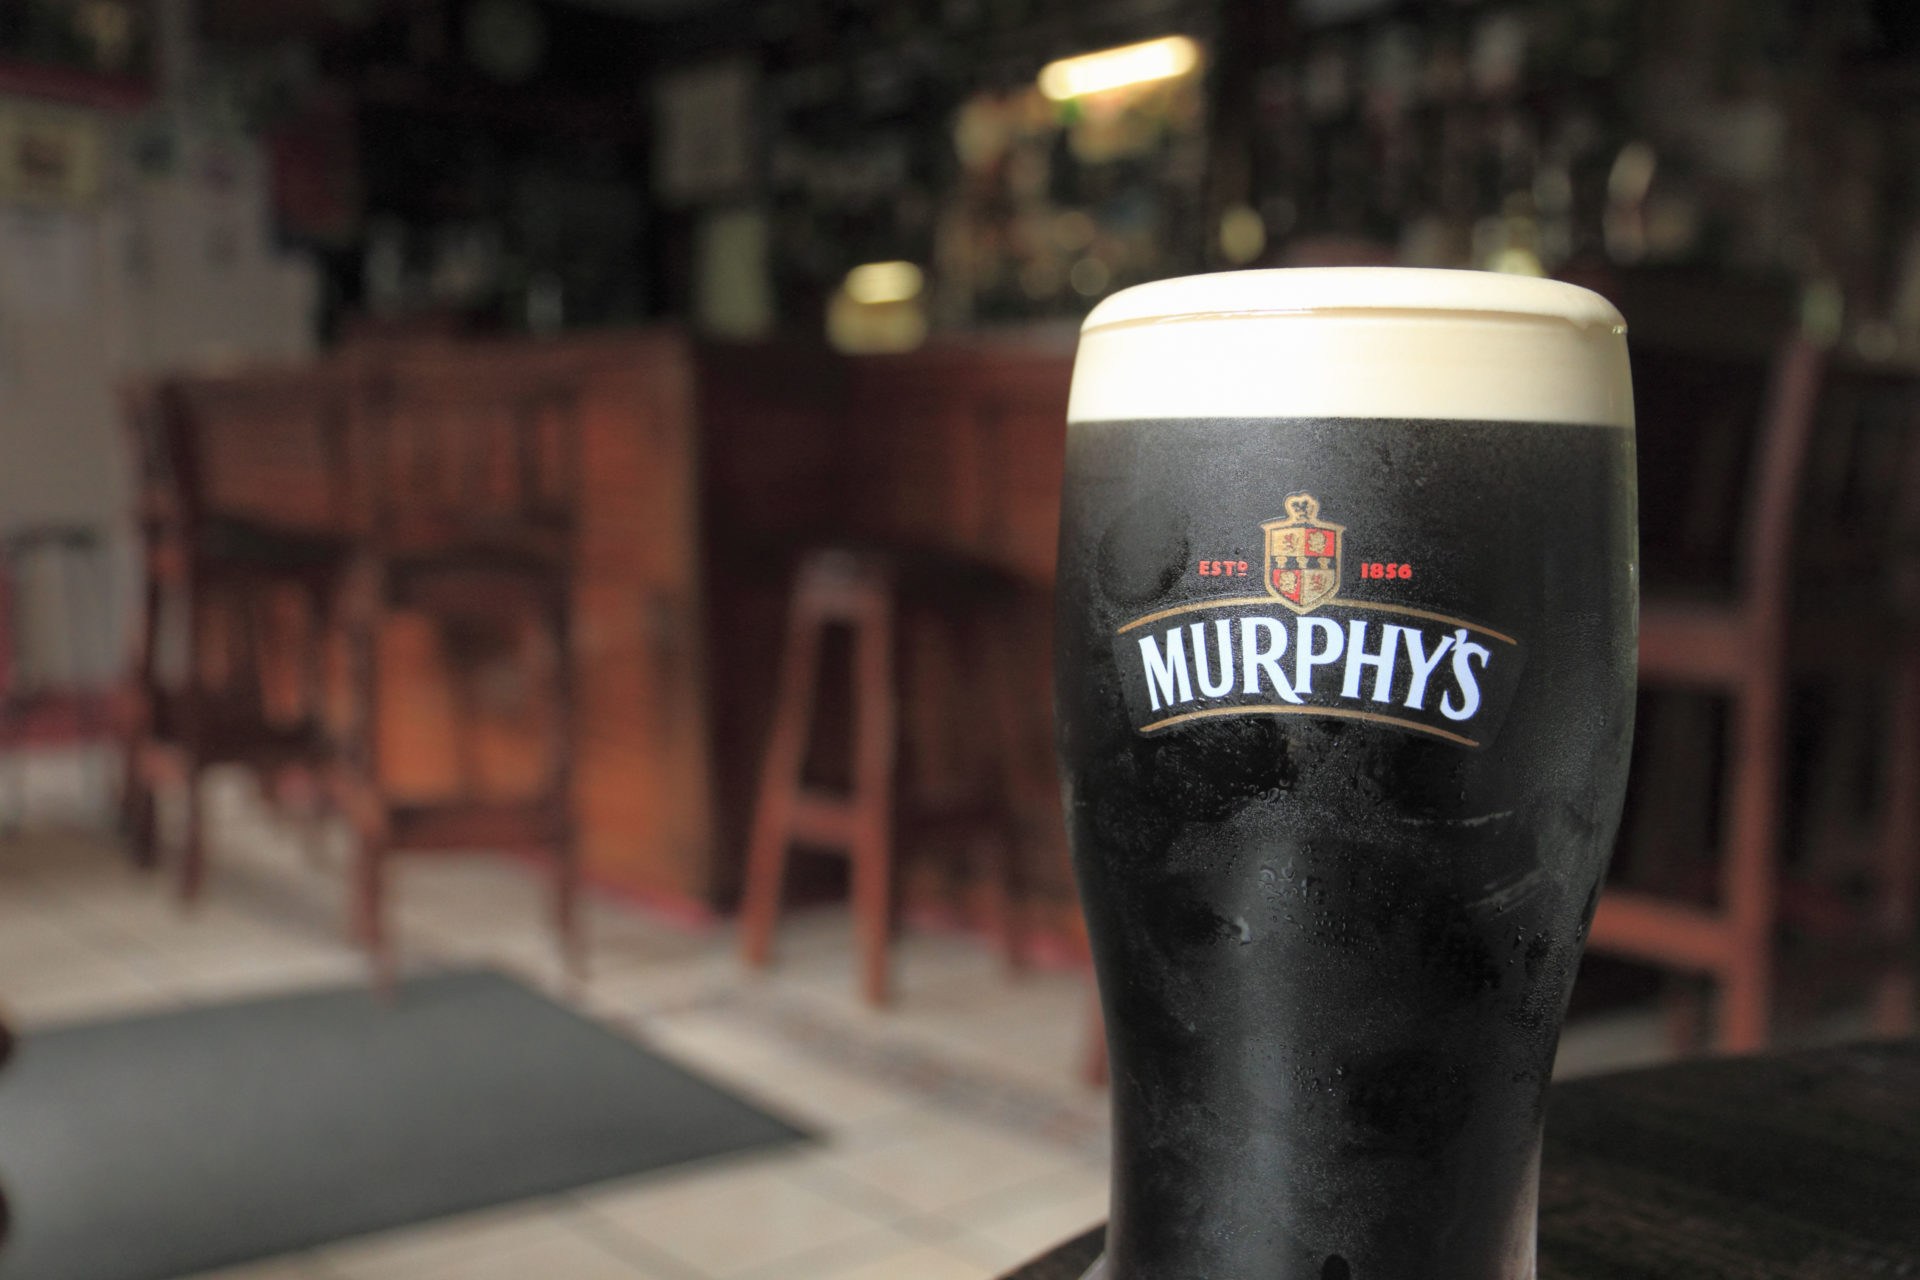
[341,350,582,988]
[1589,336,1919,1051]
[739,548,1031,1006]
[122,371,356,897]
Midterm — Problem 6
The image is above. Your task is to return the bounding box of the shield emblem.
[1262,493,1344,614]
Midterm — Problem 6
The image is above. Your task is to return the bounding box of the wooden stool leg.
[355,840,395,994]
[1722,945,1773,1053]
[851,587,897,1008]
[1719,677,1783,1053]
[178,594,212,905]
[338,765,395,991]
[741,594,827,970]
[555,840,585,984]
[1663,975,1708,1055]
[0,758,22,838]
[1083,980,1109,1087]
[1876,966,1918,1038]
[551,598,584,984]
[975,829,1024,975]
[178,763,206,905]
[1873,650,1920,1036]
[122,753,159,871]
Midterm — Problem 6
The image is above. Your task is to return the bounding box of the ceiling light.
[844,261,924,305]
[1038,36,1200,101]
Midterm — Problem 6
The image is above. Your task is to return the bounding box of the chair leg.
[740,596,826,972]
[555,840,585,985]
[1662,974,1708,1055]
[325,755,392,991]
[122,778,158,869]
[267,765,332,869]
[1872,649,1920,1036]
[1874,969,1917,1037]
[1721,948,1772,1053]
[1083,980,1109,1088]
[549,586,584,986]
[354,837,394,995]
[975,828,1025,976]
[1716,676,1783,1054]
[178,764,206,906]
[851,853,890,1006]
[0,757,22,839]
[850,585,897,1008]
[852,817,893,1008]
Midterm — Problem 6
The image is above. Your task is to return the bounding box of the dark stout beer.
[1054,269,1636,1280]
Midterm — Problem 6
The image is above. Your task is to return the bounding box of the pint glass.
[1054,269,1636,1280]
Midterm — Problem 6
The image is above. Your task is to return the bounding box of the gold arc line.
[1139,703,1481,747]
[1115,596,1517,646]
[1117,595,1271,632]
[1342,600,1518,646]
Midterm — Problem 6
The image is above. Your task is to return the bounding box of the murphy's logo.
[1112,495,1524,748]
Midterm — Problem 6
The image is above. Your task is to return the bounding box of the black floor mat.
[0,970,809,1280]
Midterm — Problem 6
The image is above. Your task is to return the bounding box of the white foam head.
[1068,268,1632,428]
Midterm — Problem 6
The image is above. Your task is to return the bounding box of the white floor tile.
[722,1223,940,1280]
[813,1111,1083,1217]
[639,1012,921,1132]
[582,1153,893,1276]
[0,954,175,1025]
[316,1200,577,1278]
[806,1243,997,1280]
[179,1259,325,1280]
[348,1226,663,1280]
[946,1168,1108,1271]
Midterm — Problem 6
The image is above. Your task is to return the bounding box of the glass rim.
[1081,267,1627,336]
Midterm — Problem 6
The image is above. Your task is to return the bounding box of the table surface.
[1002,1039,1920,1280]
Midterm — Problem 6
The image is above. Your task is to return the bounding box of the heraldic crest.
[1262,493,1344,614]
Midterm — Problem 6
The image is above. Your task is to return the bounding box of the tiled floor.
[0,770,1684,1280]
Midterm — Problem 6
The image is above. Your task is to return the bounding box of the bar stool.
[739,548,1030,1006]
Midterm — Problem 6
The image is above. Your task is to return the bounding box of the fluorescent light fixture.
[1038,36,1200,101]
[844,261,924,305]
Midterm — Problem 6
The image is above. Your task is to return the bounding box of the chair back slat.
[362,353,580,559]
[1743,337,1827,620]
[155,369,356,536]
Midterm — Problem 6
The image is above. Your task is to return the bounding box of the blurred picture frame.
[0,105,104,207]
[654,59,756,206]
